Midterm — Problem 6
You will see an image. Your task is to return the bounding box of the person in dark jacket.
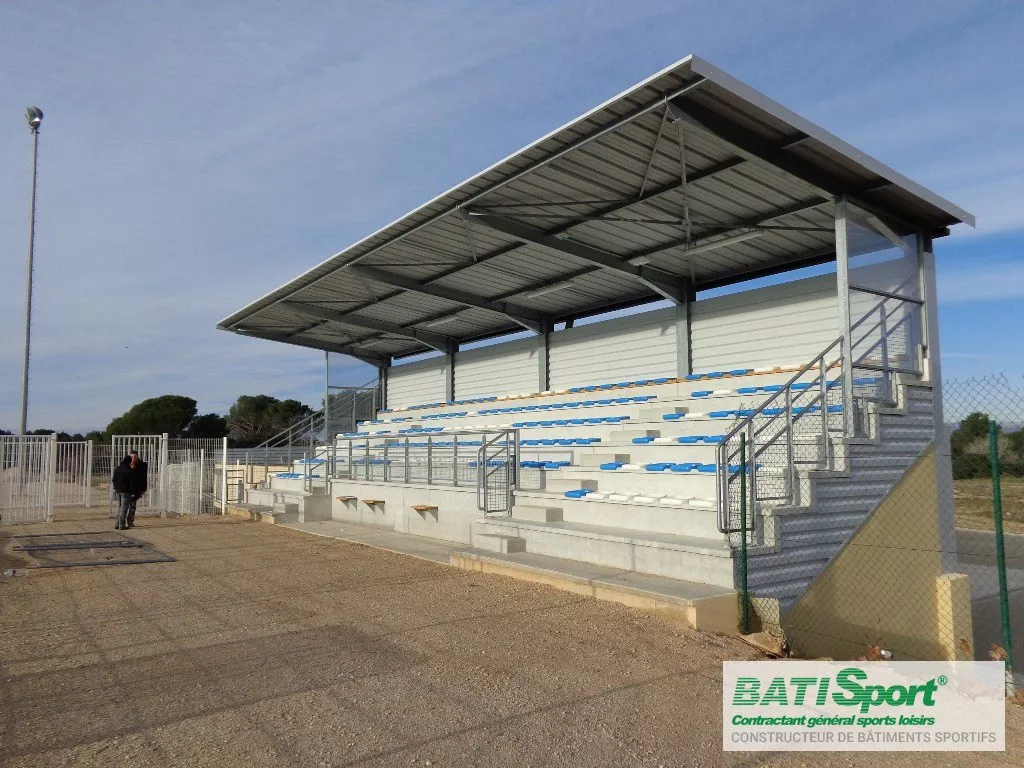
[112,451,148,529]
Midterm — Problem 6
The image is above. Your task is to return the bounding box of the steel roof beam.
[666,99,924,231]
[236,329,388,367]
[344,264,548,334]
[467,212,690,305]
[280,300,453,353]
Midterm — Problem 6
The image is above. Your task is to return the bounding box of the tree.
[227,395,313,447]
[950,412,999,480]
[183,413,228,439]
[106,395,198,438]
[84,431,107,443]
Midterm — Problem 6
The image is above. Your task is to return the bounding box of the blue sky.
[0,0,1021,432]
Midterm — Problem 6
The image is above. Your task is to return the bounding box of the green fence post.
[988,420,1015,685]
[739,434,750,635]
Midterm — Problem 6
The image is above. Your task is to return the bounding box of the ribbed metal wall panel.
[386,357,446,409]
[454,338,540,399]
[549,309,678,390]
[691,275,839,371]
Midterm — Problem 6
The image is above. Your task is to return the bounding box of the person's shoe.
[126,523,135,529]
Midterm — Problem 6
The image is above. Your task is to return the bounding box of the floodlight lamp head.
[25,106,43,131]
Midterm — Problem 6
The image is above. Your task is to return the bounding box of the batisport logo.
[732,666,944,716]
[722,661,1005,752]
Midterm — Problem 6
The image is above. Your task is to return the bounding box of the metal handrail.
[715,286,928,534]
[324,428,520,515]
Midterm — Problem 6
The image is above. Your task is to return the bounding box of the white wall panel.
[455,338,539,399]
[690,274,839,371]
[549,308,678,390]
[386,357,446,408]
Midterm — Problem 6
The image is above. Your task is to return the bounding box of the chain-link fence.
[730,371,1021,694]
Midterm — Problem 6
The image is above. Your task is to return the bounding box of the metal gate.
[53,441,93,507]
[0,435,56,525]
[110,434,166,515]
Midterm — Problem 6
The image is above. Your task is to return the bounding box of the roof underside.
[219,55,972,366]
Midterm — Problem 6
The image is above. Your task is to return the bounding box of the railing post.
[426,436,433,486]
[879,303,891,404]
[364,439,370,481]
[383,439,389,482]
[739,433,750,634]
[745,420,756,521]
[819,355,829,466]
[785,385,796,498]
[404,437,410,483]
[453,435,459,488]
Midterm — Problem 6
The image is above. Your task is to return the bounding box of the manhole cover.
[9,531,175,568]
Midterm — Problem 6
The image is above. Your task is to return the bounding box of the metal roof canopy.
[220,55,973,365]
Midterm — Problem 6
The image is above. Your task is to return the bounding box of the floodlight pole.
[20,108,43,435]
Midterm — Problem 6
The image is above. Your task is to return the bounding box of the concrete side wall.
[782,446,973,661]
[328,478,482,544]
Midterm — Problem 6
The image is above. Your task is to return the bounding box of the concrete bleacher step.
[473,534,527,554]
[545,477,599,493]
[515,491,720,538]
[449,548,737,633]
[578,453,630,467]
[475,517,735,588]
[512,504,564,523]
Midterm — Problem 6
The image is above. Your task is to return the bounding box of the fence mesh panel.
[731,372,1021,693]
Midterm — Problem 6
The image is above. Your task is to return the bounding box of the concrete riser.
[477,519,735,588]
[547,470,719,497]
[527,495,722,538]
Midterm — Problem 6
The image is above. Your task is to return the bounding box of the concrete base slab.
[278,519,453,563]
[474,534,527,554]
[451,548,737,633]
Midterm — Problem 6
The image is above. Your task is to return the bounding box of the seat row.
[378,363,817,414]
[597,461,757,473]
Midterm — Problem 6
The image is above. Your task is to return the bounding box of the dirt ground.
[1,511,1022,768]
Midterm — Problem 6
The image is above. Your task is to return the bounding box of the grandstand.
[219,55,974,658]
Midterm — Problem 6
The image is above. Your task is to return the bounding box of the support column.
[323,351,330,439]
[538,320,553,392]
[834,196,854,435]
[675,279,694,377]
[444,342,457,404]
[378,359,390,412]
[919,233,958,572]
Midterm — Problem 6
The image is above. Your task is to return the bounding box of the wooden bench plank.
[335,496,357,502]
[362,499,386,506]
[411,504,438,513]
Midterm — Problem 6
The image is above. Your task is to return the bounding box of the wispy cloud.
[937,260,1024,305]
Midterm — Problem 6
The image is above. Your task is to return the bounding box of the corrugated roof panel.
[220,55,970,363]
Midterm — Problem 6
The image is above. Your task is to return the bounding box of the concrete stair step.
[512,504,564,523]
[545,477,599,493]
[479,517,734,588]
[450,548,736,633]
[578,453,631,467]
[472,534,527,554]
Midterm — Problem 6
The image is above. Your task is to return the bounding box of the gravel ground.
[1,512,1021,768]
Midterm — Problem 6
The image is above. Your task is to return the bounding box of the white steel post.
[199,449,205,515]
[46,433,56,523]
[220,437,229,513]
[834,196,854,435]
[159,433,169,518]
[85,439,93,507]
